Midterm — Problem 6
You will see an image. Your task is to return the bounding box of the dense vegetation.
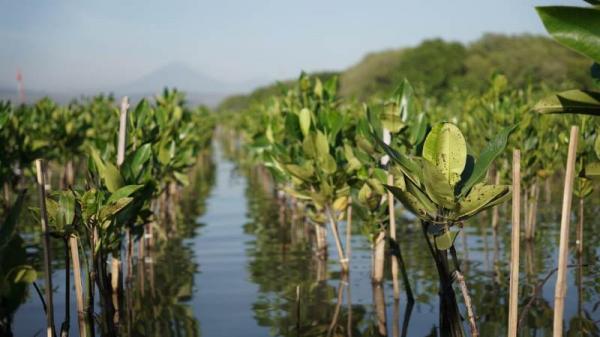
[218,34,594,112]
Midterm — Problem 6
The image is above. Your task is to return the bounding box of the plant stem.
[35,159,56,337]
[326,207,348,273]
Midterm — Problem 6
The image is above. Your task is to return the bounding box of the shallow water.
[11,146,600,336]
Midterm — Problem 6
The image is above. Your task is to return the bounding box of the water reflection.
[9,150,600,336]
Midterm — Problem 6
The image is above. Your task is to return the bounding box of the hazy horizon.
[0,0,581,94]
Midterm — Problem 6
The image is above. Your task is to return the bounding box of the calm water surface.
[12,146,600,336]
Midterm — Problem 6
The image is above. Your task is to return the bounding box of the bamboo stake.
[69,235,87,337]
[346,197,352,265]
[116,96,129,167]
[372,231,386,284]
[553,126,579,337]
[507,149,520,337]
[35,159,56,337]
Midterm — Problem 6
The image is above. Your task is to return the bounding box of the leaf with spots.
[422,123,466,187]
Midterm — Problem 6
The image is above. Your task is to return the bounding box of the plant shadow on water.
[8,145,600,336]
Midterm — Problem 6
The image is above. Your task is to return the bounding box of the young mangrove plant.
[380,122,514,337]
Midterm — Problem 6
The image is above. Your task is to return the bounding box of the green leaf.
[536,6,600,63]
[533,90,600,116]
[422,160,456,209]
[385,184,434,221]
[585,161,600,177]
[90,147,124,193]
[128,143,152,178]
[58,191,76,226]
[103,163,124,193]
[174,171,190,186]
[315,131,329,158]
[459,125,516,197]
[435,230,459,250]
[457,184,511,219]
[299,108,311,137]
[284,163,314,181]
[99,197,133,219]
[320,154,337,174]
[422,123,467,187]
[107,185,144,204]
[9,265,37,283]
[371,131,421,185]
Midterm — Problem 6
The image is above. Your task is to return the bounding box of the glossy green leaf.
[372,131,421,185]
[128,143,152,178]
[459,125,516,197]
[315,131,329,158]
[58,191,76,225]
[299,108,311,137]
[99,197,133,219]
[422,160,455,209]
[457,184,511,219]
[536,6,600,63]
[422,123,466,187]
[107,185,144,204]
[9,265,37,283]
[103,163,125,193]
[533,90,600,116]
[284,163,314,181]
[385,184,434,221]
[434,230,458,250]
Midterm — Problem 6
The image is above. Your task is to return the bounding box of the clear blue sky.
[0,0,580,92]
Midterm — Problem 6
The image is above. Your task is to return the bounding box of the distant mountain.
[116,62,229,95]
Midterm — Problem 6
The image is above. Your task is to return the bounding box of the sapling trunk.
[387,173,400,299]
[35,159,56,337]
[326,207,349,272]
[553,126,578,337]
[326,280,345,337]
[421,223,464,337]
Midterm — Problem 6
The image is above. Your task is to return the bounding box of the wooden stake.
[117,96,129,167]
[507,150,520,337]
[35,159,56,337]
[553,126,579,337]
[372,231,386,284]
[69,235,87,337]
[346,197,352,265]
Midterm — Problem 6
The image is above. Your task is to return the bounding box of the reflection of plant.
[381,122,513,337]
[0,192,37,337]
[129,238,199,337]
